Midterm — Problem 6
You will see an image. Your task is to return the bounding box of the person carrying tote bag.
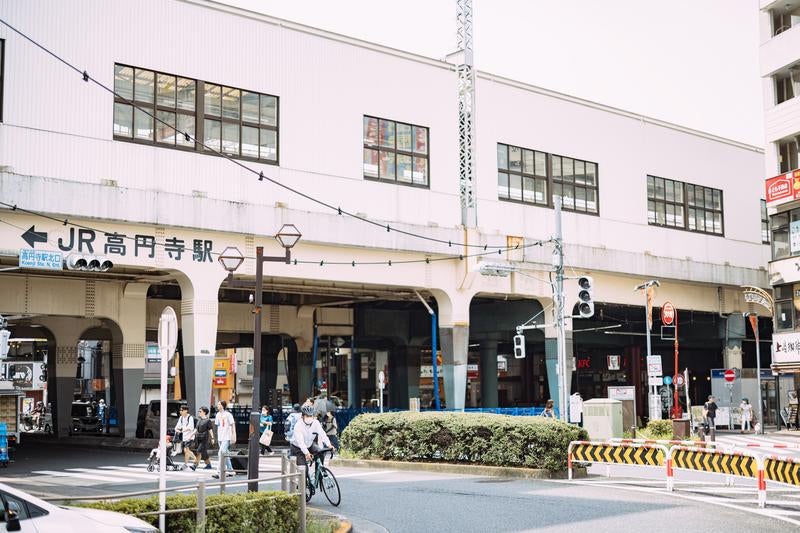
[259,405,274,454]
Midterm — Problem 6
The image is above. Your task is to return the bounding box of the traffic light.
[513,334,526,359]
[577,276,594,318]
[64,254,113,272]
[0,328,9,359]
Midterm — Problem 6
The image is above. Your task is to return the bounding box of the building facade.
[0,0,769,438]
[761,0,800,404]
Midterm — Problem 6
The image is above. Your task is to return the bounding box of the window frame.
[112,63,279,166]
[362,115,430,189]
[779,138,800,174]
[647,175,724,237]
[0,39,4,123]
[496,142,600,215]
[774,284,798,332]
[762,199,770,244]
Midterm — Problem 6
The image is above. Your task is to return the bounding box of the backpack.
[284,413,299,440]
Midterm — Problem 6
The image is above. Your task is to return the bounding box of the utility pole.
[635,279,660,421]
[456,0,477,227]
[553,198,568,422]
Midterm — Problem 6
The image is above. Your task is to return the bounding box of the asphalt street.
[0,442,791,532]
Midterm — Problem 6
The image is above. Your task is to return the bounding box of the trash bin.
[672,418,690,439]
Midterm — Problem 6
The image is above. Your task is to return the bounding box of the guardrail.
[567,440,669,481]
[43,453,308,533]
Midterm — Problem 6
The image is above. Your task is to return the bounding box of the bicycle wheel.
[320,467,341,506]
[305,477,313,503]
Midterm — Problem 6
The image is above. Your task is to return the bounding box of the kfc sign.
[766,170,800,207]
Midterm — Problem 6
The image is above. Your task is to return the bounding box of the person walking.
[740,398,753,434]
[174,405,197,469]
[703,395,718,437]
[322,410,339,451]
[96,399,107,433]
[191,407,214,471]
[212,400,236,479]
[259,405,274,455]
[541,399,556,419]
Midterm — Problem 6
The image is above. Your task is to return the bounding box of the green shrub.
[644,419,674,440]
[340,412,587,471]
[78,490,298,533]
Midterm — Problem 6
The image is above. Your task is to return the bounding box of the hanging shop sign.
[766,170,800,207]
[774,332,800,365]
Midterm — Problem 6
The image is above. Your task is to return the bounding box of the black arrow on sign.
[21,226,48,248]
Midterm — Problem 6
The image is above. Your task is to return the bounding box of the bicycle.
[304,448,341,506]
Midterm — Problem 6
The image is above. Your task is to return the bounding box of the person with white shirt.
[213,400,236,478]
[290,405,333,474]
[174,405,197,469]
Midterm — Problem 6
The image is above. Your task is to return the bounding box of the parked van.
[142,400,186,440]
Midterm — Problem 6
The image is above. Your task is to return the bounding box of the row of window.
[775,284,800,331]
[646,175,724,236]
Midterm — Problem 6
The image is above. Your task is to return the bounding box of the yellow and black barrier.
[764,456,800,487]
[567,441,667,480]
[671,447,758,478]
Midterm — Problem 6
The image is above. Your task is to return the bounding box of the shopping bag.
[259,429,274,446]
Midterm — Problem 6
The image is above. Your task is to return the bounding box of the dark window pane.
[657,202,666,225]
[241,91,259,123]
[655,178,665,199]
[562,184,574,209]
[176,114,195,147]
[648,200,656,223]
[412,157,428,185]
[665,180,675,202]
[113,103,133,137]
[666,203,675,226]
[203,118,221,151]
[586,188,597,212]
[176,78,195,111]
[222,122,239,154]
[675,205,684,227]
[509,146,522,172]
[575,186,587,211]
[535,152,547,177]
[364,117,378,145]
[242,125,259,158]
[260,95,277,126]
[535,179,547,204]
[134,107,154,140]
[705,211,714,233]
[777,300,794,330]
[773,227,790,259]
[204,84,221,116]
[552,182,562,203]
[713,212,722,234]
[364,148,379,178]
[114,65,134,100]
[713,189,722,211]
[585,162,597,186]
[687,185,695,206]
[562,158,574,183]
[379,120,395,149]
[134,69,154,103]
[380,151,396,180]
[523,176,535,203]
[221,87,240,120]
[705,188,714,209]
[156,110,176,144]
[509,174,522,201]
[523,150,534,175]
[497,172,509,198]
[414,126,428,154]
[497,144,508,169]
[259,128,277,160]
[551,156,562,178]
[647,176,655,199]
[675,182,684,203]
[397,154,413,182]
[574,160,586,185]
[397,123,413,152]
[157,74,176,108]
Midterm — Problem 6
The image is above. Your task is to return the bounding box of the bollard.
[281,453,289,492]
[197,479,206,533]
[758,467,766,508]
[631,426,636,439]
[665,457,674,492]
[298,464,306,533]
[220,455,226,494]
[567,452,573,481]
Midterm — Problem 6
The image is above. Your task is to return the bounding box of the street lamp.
[634,280,660,422]
[744,312,764,435]
[217,226,302,492]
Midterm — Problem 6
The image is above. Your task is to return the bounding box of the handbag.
[259,429,274,446]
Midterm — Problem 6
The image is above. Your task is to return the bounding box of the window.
[769,208,800,260]
[496,143,598,214]
[647,175,723,236]
[363,116,428,186]
[772,7,800,36]
[776,72,796,104]
[774,284,800,331]
[113,64,278,164]
[779,138,800,173]
[762,200,770,244]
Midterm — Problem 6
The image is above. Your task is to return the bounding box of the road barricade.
[764,455,800,487]
[667,445,765,507]
[567,441,668,481]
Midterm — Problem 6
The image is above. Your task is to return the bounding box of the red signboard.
[766,170,800,206]
[662,301,675,326]
[724,369,736,383]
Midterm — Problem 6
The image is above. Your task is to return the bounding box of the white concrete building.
[761,0,800,411]
[0,0,768,437]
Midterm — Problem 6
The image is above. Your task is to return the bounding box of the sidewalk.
[21,432,291,453]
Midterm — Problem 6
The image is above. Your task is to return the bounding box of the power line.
[0,16,529,252]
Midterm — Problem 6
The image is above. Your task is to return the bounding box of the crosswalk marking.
[32,470,137,483]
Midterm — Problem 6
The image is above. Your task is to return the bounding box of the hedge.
[78,491,298,532]
[340,411,588,471]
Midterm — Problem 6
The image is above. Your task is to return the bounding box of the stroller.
[147,435,182,472]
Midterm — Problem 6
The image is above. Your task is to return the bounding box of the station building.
[0,0,769,438]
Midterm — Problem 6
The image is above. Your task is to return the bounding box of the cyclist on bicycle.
[290,405,333,470]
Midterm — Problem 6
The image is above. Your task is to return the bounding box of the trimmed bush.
[78,491,298,532]
[340,411,588,471]
[644,419,673,440]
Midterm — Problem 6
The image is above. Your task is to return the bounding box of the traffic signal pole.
[554,198,568,423]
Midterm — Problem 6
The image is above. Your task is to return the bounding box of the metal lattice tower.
[457,0,477,227]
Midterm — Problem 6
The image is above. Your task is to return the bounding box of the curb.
[331,457,585,479]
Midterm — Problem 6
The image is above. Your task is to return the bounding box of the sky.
[223,0,764,147]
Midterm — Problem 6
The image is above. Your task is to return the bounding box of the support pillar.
[440,326,469,410]
[114,283,149,438]
[295,351,312,404]
[545,331,573,417]
[722,314,745,370]
[389,346,410,409]
[479,340,498,408]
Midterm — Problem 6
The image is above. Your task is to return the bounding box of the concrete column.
[439,325,469,410]
[114,283,149,438]
[38,317,87,437]
[178,275,222,414]
[544,330,573,417]
[722,314,745,370]
[296,351,312,404]
[479,340,498,408]
[388,346,410,409]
